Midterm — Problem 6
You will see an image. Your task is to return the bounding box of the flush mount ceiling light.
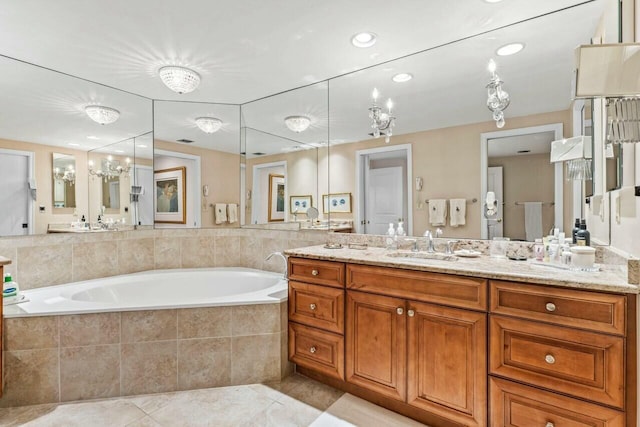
[84,105,120,125]
[496,43,525,56]
[158,66,201,94]
[351,32,377,48]
[195,117,223,134]
[284,115,311,133]
[392,73,413,83]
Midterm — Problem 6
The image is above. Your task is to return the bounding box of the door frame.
[0,148,35,235]
[480,123,563,239]
[355,144,413,235]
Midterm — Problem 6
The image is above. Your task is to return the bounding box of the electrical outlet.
[39,205,45,213]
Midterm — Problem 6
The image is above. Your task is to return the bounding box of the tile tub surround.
[0,303,289,407]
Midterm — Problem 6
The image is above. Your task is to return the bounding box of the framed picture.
[154,166,186,224]
[268,174,285,222]
[290,195,313,213]
[323,192,352,213]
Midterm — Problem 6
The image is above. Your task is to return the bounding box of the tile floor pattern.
[0,374,427,426]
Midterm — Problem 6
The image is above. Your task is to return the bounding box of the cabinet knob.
[396,307,404,315]
[545,302,556,312]
[407,309,415,317]
[310,346,317,354]
[545,422,555,427]
[311,269,319,276]
[309,303,317,311]
[544,354,556,364]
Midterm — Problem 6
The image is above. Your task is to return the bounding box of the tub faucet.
[265,252,288,279]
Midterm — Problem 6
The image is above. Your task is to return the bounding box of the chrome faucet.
[265,252,288,279]
[424,230,435,253]
[445,240,458,255]
[404,238,418,252]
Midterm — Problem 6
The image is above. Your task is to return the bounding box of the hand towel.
[227,203,238,224]
[449,199,466,227]
[428,199,447,226]
[524,202,543,241]
[215,203,227,225]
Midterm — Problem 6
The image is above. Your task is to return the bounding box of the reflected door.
[0,151,30,236]
[487,166,504,239]
[365,167,403,235]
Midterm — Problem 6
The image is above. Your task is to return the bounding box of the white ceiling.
[488,131,556,157]
[0,0,606,158]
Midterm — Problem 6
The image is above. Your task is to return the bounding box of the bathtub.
[3,267,287,317]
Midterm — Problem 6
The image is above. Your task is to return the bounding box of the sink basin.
[387,251,458,262]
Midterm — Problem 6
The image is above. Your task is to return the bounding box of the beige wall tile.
[121,310,177,343]
[0,349,59,407]
[121,341,177,396]
[154,237,181,270]
[72,241,119,282]
[239,236,262,269]
[280,330,293,378]
[177,338,231,390]
[16,244,72,290]
[59,312,120,347]
[4,316,58,350]
[177,306,231,339]
[232,304,281,336]
[213,236,241,267]
[180,237,215,268]
[231,334,281,385]
[118,238,154,274]
[59,344,120,401]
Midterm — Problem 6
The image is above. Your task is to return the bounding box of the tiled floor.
[0,374,427,426]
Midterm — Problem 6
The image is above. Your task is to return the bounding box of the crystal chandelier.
[368,88,395,143]
[158,66,201,94]
[53,166,75,185]
[85,105,120,125]
[88,156,131,182]
[284,116,311,133]
[486,59,510,128]
[195,117,223,133]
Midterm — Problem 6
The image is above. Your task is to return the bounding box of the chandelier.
[368,88,395,143]
[486,59,510,128]
[158,66,201,94]
[88,156,131,182]
[195,117,223,133]
[85,105,120,125]
[284,115,311,133]
[53,166,75,185]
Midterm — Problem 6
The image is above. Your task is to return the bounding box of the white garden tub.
[4,267,287,317]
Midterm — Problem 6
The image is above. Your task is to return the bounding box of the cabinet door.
[407,301,487,427]
[346,290,406,401]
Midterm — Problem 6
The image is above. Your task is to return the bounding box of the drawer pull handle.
[311,269,319,276]
[396,307,404,315]
[545,354,556,364]
[309,303,317,311]
[407,309,415,317]
[545,422,555,427]
[545,302,556,312]
[310,346,317,354]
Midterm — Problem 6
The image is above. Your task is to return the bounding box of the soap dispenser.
[386,223,397,250]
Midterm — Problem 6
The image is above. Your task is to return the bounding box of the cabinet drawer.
[289,257,345,288]
[347,264,487,311]
[289,281,344,334]
[490,316,625,408]
[289,322,344,380]
[490,377,625,427]
[490,280,626,335]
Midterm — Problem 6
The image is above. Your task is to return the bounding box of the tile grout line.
[57,315,61,403]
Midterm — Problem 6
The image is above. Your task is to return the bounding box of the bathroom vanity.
[285,246,637,427]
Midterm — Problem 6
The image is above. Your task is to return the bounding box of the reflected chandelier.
[368,88,395,143]
[195,117,223,133]
[158,66,201,94]
[284,115,311,133]
[53,166,75,185]
[85,105,120,125]
[486,59,510,128]
[88,156,131,182]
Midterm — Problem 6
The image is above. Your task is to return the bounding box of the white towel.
[524,202,543,241]
[449,199,466,227]
[227,204,238,224]
[215,203,227,224]
[428,199,447,226]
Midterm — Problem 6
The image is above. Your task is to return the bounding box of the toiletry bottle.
[3,273,19,303]
[534,238,544,261]
[572,218,580,244]
[576,220,590,246]
[548,238,559,263]
[385,223,396,250]
[396,221,405,237]
[542,236,550,262]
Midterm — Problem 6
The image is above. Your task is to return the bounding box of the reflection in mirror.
[153,101,240,228]
[52,153,76,209]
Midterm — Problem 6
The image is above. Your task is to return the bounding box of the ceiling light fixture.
[284,116,311,133]
[195,117,223,134]
[369,88,396,143]
[88,156,131,182]
[53,166,75,185]
[351,32,377,48]
[496,43,525,56]
[84,105,120,125]
[486,59,510,128]
[392,73,413,83]
[158,66,201,94]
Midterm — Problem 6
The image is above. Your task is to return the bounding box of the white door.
[0,151,31,236]
[365,167,403,235]
[487,166,504,239]
[132,166,153,226]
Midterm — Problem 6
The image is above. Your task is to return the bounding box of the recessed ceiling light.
[86,135,99,140]
[351,32,377,48]
[137,144,148,148]
[67,143,80,147]
[484,0,503,3]
[496,42,525,56]
[114,150,125,153]
[392,73,413,83]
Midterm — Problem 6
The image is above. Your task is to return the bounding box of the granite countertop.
[285,245,638,294]
[0,256,12,266]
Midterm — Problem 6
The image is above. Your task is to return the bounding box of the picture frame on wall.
[268,174,285,222]
[322,192,352,213]
[289,195,313,213]
[154,166,186,224]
